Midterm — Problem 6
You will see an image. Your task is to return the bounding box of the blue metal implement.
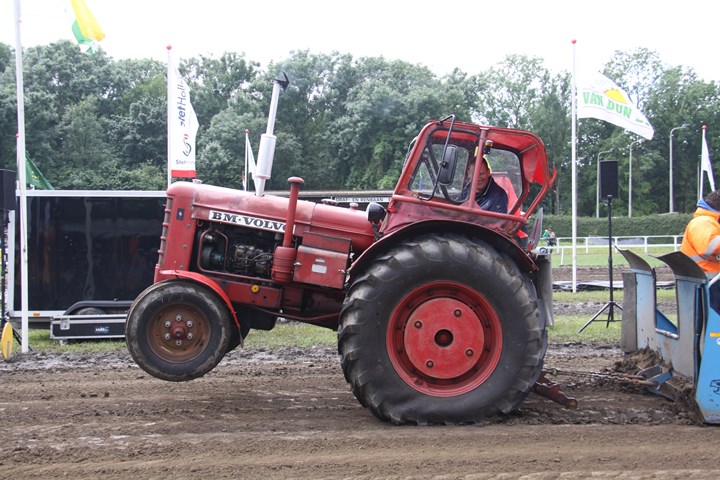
[619,249,720,424]
[696,276,720,423]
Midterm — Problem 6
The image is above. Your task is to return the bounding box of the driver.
[462,154,508,214]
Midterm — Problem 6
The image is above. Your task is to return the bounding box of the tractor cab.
[382,115,555,240]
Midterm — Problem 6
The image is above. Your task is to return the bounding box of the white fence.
[547,235,683,266]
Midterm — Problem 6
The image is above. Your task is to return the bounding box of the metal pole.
[629,140,641,217]
[244,129,249,192]
[669,132,674,213]
[596,159,600,218]
[13,0,29,353]
[571,39,578,292]
[607,195,614,303]
[629,146,632,217]
[166,46,172,189]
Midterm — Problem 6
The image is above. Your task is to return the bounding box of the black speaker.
[0,169,15,211]
[599,160,618,199]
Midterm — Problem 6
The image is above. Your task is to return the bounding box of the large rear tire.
[338,233,546,425]
[125,280,232,382]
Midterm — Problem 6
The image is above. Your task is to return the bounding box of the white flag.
[701,126,715,196]
[167,52,198,178]
[244,129,256,191]
[577,72,654,140]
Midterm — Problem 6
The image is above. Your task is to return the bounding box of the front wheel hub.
[171,323,187,339]
[148,304,207,362]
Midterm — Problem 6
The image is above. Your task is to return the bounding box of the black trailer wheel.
[74,307,105,316]
[125,280,232,382]
[338,233,547,425]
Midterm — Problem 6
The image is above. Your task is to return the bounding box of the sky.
[2,0,720,82]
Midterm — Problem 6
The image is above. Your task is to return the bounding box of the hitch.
[533,372,578,407]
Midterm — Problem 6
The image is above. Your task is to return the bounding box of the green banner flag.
[26,157,53,190]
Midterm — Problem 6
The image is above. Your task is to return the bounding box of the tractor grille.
[157,196,173,266]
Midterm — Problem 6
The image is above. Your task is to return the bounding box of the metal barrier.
[618,248,720,423]
[551,235,683,266]
[619,249,704,379]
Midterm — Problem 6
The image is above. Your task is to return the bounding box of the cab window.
[408,143,470,201]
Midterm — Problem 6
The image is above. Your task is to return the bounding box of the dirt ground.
[2,344,718,479]
[1,266,718,480]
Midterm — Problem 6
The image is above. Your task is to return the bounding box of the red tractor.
[126,96,556,424]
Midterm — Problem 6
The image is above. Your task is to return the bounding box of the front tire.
[338,233,546,425]
[125,280,232,382]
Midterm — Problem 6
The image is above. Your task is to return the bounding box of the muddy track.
[0,341,717,479]
[0,266,705,479]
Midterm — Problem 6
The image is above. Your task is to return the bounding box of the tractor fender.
[156,270,242,331]
[349,219,535,279]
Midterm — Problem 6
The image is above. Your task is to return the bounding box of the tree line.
[1,41,719,216]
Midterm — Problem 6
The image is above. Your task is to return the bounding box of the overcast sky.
[2,0,719,82]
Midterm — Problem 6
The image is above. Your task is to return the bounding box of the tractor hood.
[167,181,376,253]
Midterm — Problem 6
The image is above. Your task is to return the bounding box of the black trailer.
[6,190,166,340]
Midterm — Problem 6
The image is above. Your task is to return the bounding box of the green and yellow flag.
[26,157,54,190]
[70,0,105,54]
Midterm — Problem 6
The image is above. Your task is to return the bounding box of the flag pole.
[13,0,29,352]
[700,124,715,198]
[698,154,702,200]
[571,39,578,293]
[166,45,173,189]
[701,126,706,199]
[244,129,249,192]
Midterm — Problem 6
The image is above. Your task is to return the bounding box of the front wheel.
[125,280,232,382]
[338,233,547,425]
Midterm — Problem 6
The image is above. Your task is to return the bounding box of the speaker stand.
[578,195,621,332]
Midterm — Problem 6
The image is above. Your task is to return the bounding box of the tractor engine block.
[197,225,280,279]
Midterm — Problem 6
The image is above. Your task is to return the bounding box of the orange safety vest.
[680,206,720,274]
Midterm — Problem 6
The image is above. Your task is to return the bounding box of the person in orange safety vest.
[681,190,720,277]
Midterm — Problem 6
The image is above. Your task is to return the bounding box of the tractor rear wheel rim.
[387,282,502,396]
